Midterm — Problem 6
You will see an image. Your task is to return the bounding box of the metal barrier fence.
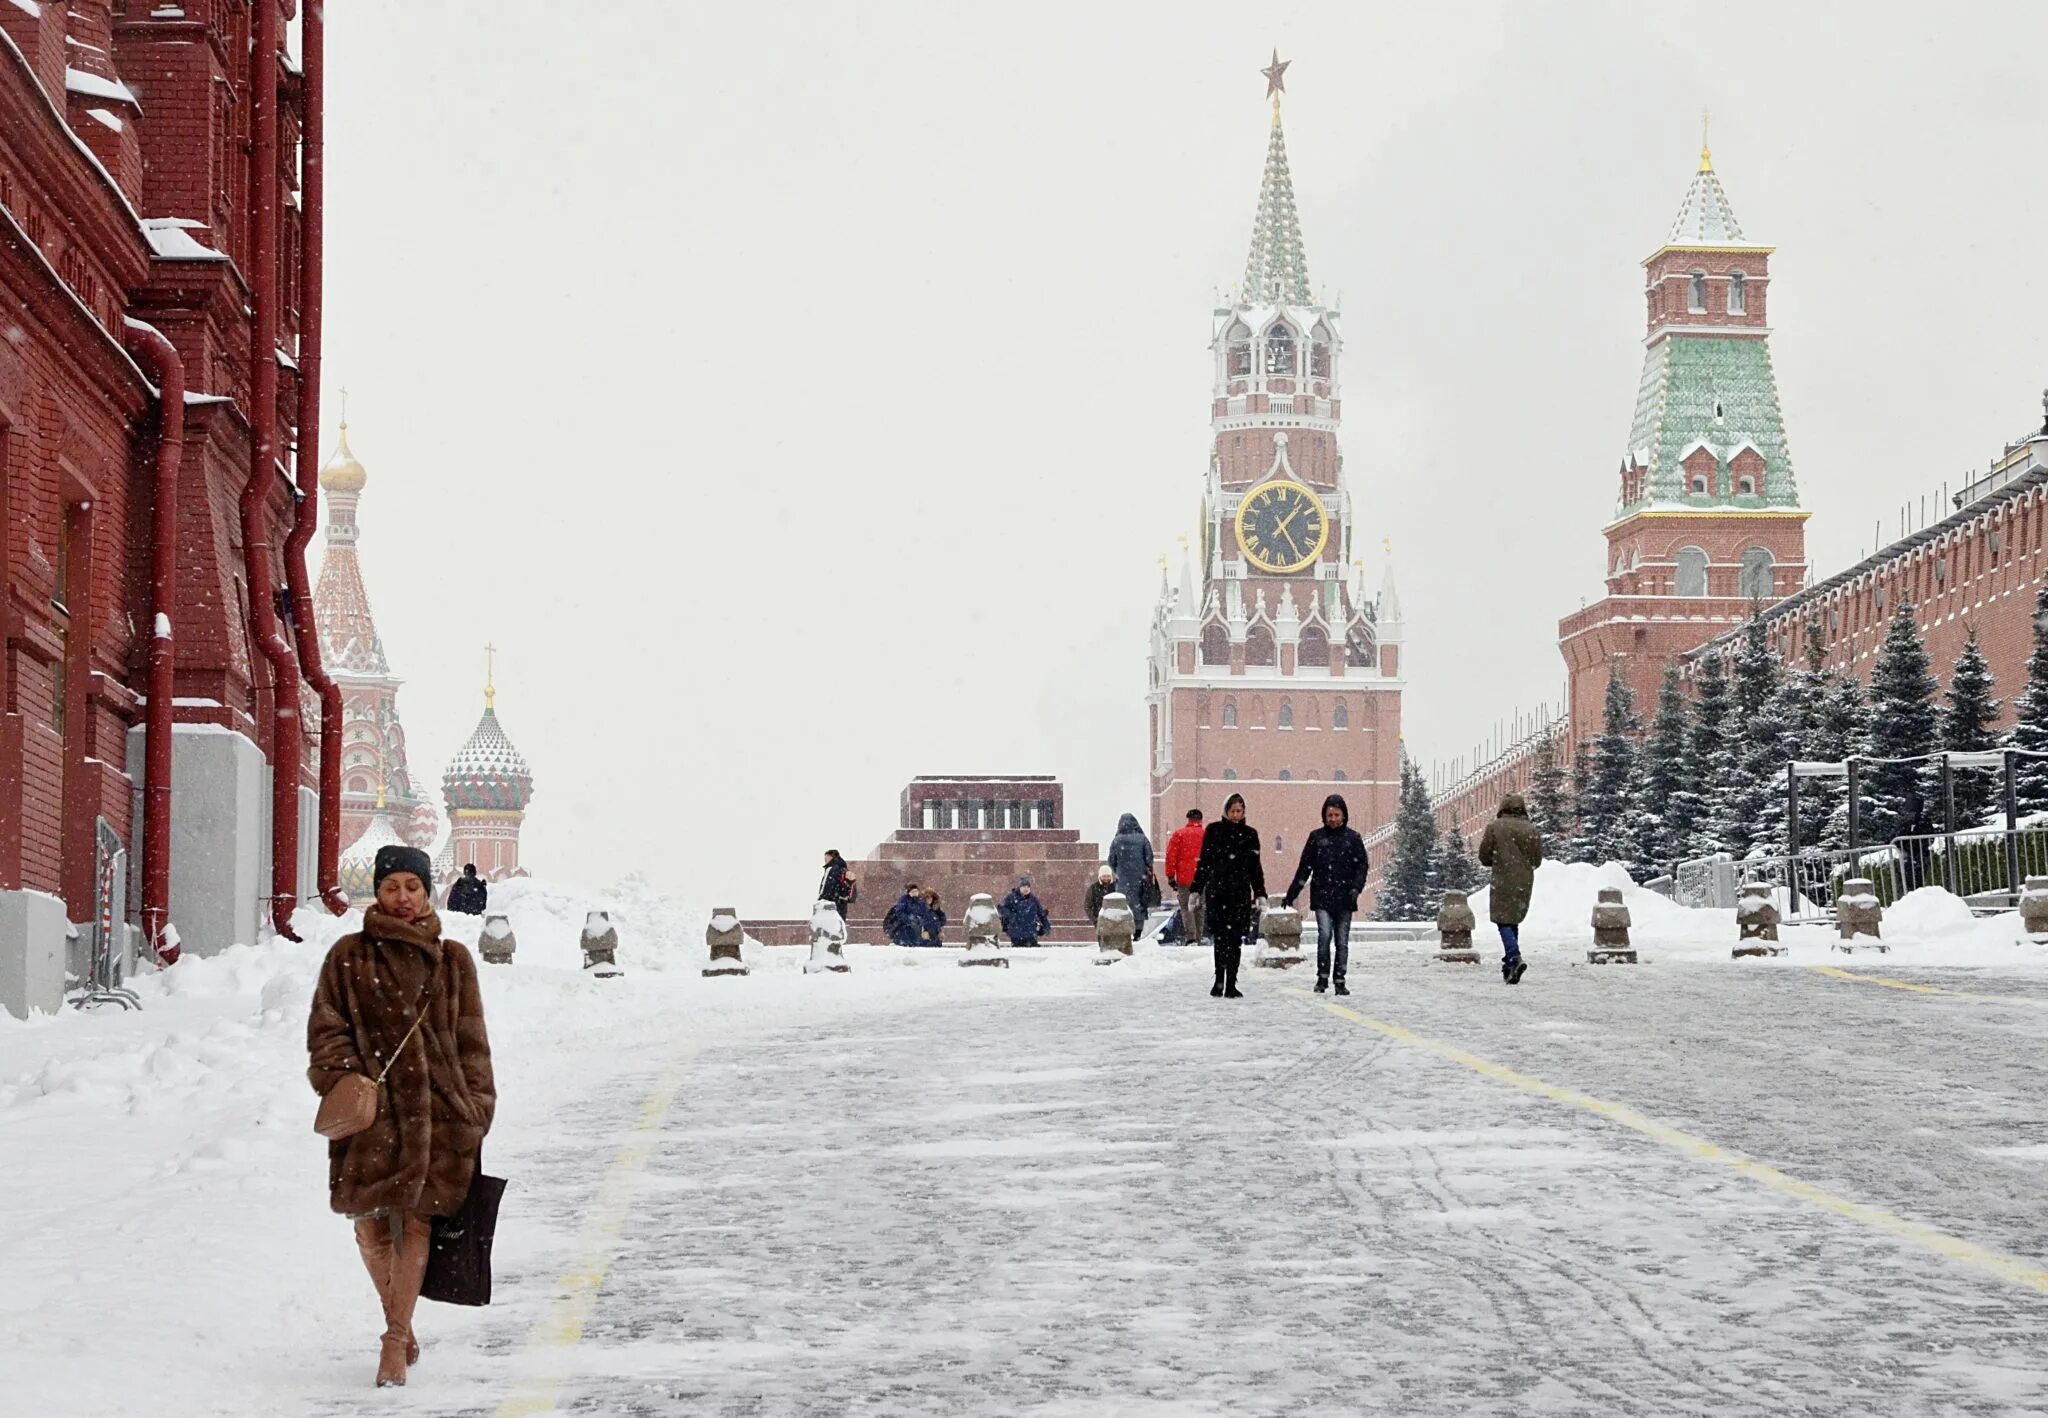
[1676,827,2048,922]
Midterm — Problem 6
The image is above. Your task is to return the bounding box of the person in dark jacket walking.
[1107,813,1154,936]
[446,863,488,916]
[1282,794,1369,996]
[998,876,1052,947]
[1084,866,1115,923]
[818,850,856,918]
[1190,793,1264,998]
[1478,793,1543,984]
[884,883,936,947]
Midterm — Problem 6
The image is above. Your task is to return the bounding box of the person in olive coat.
[1477,792,1543,984]
[1189,792,1264,999]
[1281,794,1369,996]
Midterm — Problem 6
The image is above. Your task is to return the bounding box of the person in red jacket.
[1164,808,1206,946]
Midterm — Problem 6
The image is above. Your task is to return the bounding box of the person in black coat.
[1106,813,1154,936]
[1189,792,1264,999]
[818,850,855,918]
[446,863,488,916]
[998,877,1052,947]
[884,884,936,947]
[1282,793,1369,996]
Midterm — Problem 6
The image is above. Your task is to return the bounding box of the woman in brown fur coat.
[308,844,495,1388]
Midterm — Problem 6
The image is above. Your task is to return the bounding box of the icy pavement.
[11,918,2048,1416]
[469,956,2048,1417]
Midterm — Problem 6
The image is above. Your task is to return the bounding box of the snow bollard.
[2020,876,2048,941]
[478,912,517,965]
[1255,899,1306,969]
[960,893,1010,968]
[1733,883,1784,958]
[581,910,622,978]
[1434,890,1479,964]
[704,907,750,978]
[805,899,850,974]
[1587,887,1637,964]
[1834,878,1887,952]
[1094,892,1134,965]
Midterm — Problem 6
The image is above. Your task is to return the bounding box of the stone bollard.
[805,899,850,974]
[703,906,750,978]
[1434,890,1479,964]
[1587,887,1637,964]
[1733,883,1784,959]
[479,912,517,965]
[1255,899,1307,969]
[1834,878,1887,952]
[960,893,1010,968]
[581,910,622,977]
[1094,892,1135,965]
[2020,876,2048,940]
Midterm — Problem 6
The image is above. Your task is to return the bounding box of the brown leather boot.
[355,1219,406,1387]
[379,1214,433,1383]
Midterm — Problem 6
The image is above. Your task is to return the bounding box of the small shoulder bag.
[314,1006,428,1140]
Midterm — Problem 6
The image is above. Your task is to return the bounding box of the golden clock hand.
[1273,505,1305,540]
[1279,524,1304,559]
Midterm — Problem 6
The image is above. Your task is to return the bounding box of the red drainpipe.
[122,318,185,966]
[242,0,302,942]
[286,0,346,915]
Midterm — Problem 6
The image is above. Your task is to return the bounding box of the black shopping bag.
[420,1161,506,1307]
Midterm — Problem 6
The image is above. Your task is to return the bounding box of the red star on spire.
[1261,49,1290,101]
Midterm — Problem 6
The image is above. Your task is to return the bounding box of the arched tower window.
[1224,321,1252,379]
[1264,322,1297,377]
[1278,700,1294,728]
[1675,546,1709,598]
[1223,768,1238,781]
[1222,698,1238,728]
[1334,769,1347,781]
[1737,474,1756,495]
[1297,625,1329,669]
[1278,769,1292,781]
[1687,271,1707,313]
[1739,547,1775,601]
[1727,270,1747,314]
[1309,324,1332,379]
[1201,622,1230,666]
[1333,700,1350,729]
[1245,624,1276,667]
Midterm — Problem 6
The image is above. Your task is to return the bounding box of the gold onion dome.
[320,421,367,493]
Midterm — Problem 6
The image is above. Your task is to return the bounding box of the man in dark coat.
[1190,792,1264,999]
[1107,813,1154,936]
[818,850,856,918]
[1478,793,1543,984]
[1282,793,1369,996]
[998,876,1052,947]
[446,863,488,916]
[884,884,936,947]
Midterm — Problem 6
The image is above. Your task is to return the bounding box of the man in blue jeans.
[1282,794,1369,995]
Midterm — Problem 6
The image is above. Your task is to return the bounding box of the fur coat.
[307,909,496,1217]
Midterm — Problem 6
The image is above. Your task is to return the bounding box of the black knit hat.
[373,844,434,894]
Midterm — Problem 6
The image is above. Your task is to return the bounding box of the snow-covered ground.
[6,869,2048,1415]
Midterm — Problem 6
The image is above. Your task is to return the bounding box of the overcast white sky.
[319,1,2048,916]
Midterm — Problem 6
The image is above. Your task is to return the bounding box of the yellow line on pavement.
[1300,992,2048,1296]
[1810,964,2048,1008]
[495,1054,693,1418]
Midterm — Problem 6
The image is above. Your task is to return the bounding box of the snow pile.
[1470,861,1726,946]
[1884,886,1978,938]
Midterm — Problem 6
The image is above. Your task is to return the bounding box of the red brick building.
[0,0,337,1004]
[1148,77,1405,887]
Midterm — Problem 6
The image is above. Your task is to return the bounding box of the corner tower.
[1148,56,1405,884]
[1557,132,1810,733]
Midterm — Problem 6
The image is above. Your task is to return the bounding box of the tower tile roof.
[1626,337,1797,508]
[1662,150,1756,249]
[1242,105,1312,306]
[444,701,534,813]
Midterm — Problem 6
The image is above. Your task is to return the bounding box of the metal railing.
[1676,826,2048,922]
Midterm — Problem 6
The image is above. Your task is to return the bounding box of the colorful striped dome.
[443,704,534,813]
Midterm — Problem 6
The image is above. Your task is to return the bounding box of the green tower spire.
[1242,53,1312,307]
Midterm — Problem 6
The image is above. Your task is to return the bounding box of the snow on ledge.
[141,217,226,262]
[85,107,123,132]
[9,0,41,17]
[64,67,139,107]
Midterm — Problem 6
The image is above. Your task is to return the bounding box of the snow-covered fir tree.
[1813,654,1869,848]
[1783,625,1838,851]
[1564,738,1597,864]
[1434,822,1484,896]
[1676,653,1733,858]
[1938,631,2001,830]
[1580,670,1642,869]
[1374,757,1440,921]
[1863,599,1939,841]
[1634,662,1691,868]
[2011,578,2048,815]
[1526,733,1572,840]
[1714,614,1791,857]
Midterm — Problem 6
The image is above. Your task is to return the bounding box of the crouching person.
[999,876,1052,947]
[308,845,496,1388]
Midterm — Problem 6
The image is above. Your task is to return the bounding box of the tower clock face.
[1234,481,1330,574]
